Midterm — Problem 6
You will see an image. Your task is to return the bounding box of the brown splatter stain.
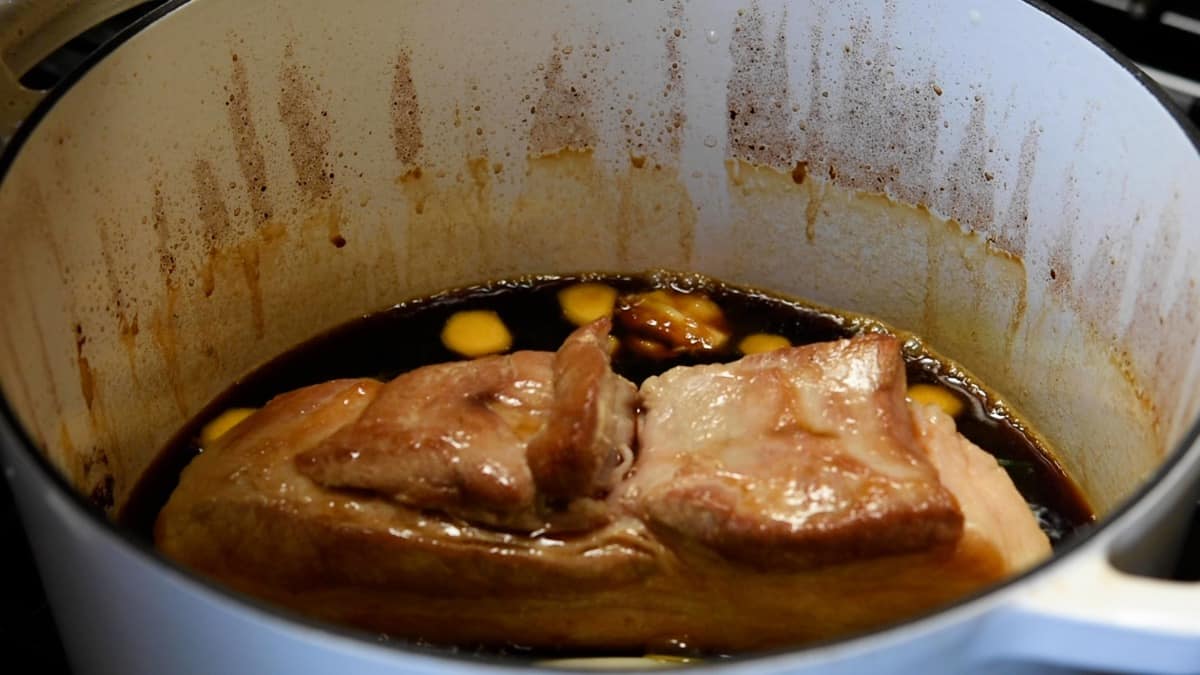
[192,159,229,297]
[1077,229,1132,347]
[995,124,1039,255]
[662,0,687,158]
[823,7,941,208]
[727,2,795,166]
[804,187,820,243]
[299,201,345,249]
[503,149,628,275]
[528,48,597,156]
[58,422,75,457]
[151,187,176,280]
[458,78,490,160]
[396,166,430,215]
[226,52,273,223]
[990,242,1029,365]
[238,245,265,338]
[89,472,115,511]
[279,44,332,201]
[616,158,695,268]
[922,222,941,335]
[1046,171,1079,301]
[148,184,189,417]
[400,159,495,288]
[391,50,422,166]
[71,321,96,411]
[722,2,1039,254]
[98,220,142,382]
[944,97,995,237]
[724,158,825,276]
[920,211,1030,388]
[192,158,265,336]
[791,161,807,185]
[80,447,114,511]
[1118,200,1197,442]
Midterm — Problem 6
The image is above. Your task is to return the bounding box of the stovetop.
[1,1,1198,672]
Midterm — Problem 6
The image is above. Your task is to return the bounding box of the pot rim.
[1,0,1197,669]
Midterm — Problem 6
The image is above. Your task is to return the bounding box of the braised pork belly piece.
[292,319,635,532]
[623,334,964,570]
[156,325,1049,652]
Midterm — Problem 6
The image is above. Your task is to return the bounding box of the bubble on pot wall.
[528,46,598,155]
[225,52,272,225]
[661,0,687,157]
[391,49,422,167]
[726,2,796,167]
[278,44,333,202]
[191,159,231,298]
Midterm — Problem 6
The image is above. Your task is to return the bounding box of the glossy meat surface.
[293,319,635,531]
[624,334,962,569]
[156,330,1050,651]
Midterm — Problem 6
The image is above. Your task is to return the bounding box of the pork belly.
[156,330,1050,652]
[292,318,635,531]
[623,334,963,569]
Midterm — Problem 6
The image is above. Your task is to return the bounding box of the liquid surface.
[124,273,1094,549]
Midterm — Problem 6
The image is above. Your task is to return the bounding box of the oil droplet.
[703,135,718,148]
[705,29,719,44]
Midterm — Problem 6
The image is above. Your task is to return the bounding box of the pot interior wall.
[1,0,1198,520]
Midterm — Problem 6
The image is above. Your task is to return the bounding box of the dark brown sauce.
[123,273,1094,552]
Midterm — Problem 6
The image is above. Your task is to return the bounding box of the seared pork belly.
[624,334,963,570]
[292,319,635,531]
[156,328,1050,651]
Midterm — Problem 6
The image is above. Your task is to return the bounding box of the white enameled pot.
[1,1,1198,673]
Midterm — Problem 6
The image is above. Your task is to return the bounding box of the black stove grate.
[1043,0,1200,126]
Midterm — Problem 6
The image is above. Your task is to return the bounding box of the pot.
[1,1,1198,673]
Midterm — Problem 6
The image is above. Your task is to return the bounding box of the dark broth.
[123,273,1094,550]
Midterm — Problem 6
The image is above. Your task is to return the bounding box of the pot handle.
[976,546,1200,674]
[0,0,151,142]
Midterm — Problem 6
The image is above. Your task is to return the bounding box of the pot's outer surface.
[0,1,1198,673]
